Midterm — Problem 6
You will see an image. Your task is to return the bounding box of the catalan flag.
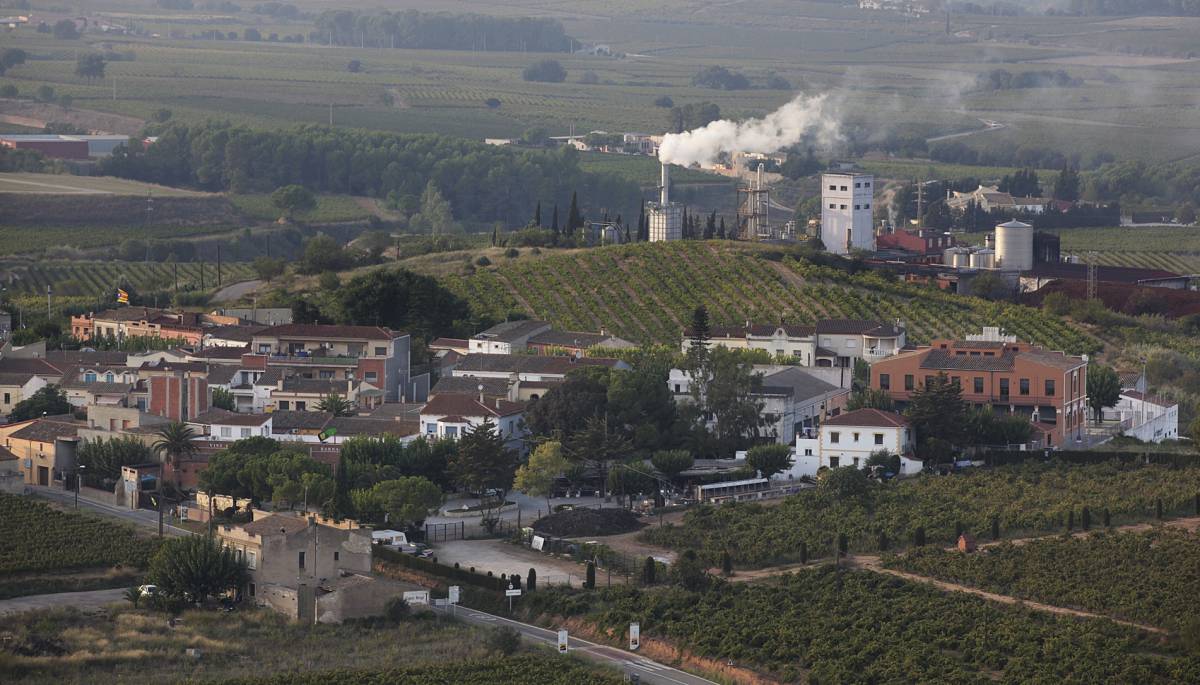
[116,288,129,304]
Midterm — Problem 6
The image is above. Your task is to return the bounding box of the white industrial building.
[1103,391,1179,443]
[648,164,683,242]
[942,220,1033,272]
[789,408,923,479]
[820,172,875,255]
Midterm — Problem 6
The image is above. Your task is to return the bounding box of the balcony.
[265,353,360,367]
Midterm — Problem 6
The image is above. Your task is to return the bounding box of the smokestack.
[660,163,670,205]
[756,163,764,191]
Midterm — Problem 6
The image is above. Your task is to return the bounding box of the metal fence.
[424,521,465,542]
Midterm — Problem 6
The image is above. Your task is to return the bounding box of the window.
[864,203,870,209]
[334,551,339,562]
[854,205,861,210]
[853,458,860,467]
[278,400,290,410]
[1020,378,1030,396]
[104,372,114,383]
[828,184,836,191]
[879,374,890,390]
[673,384,681,393]
[951,376,960,387]
[851,432,860,442]
[220,426,232,438]
[249,582,256,597]
[830,432,840,444]
[828,203,836,209]
[84,371,96,383]
[298,552,305,569]
[830,457,840,468]
[446,426,458,438]
[839,204,848,210]
[426,422,436,434]
[136,398,147,411]
[973,377,984,394]
[924,375,934,388]
[864,181,871,188]
[1000,378,1009,397]
[1045,379,1055,396]
[904,374,914,391]
[296,401,306,411]
[240,427,251,438]
[319,370,334,380]
[374,346,387,356]
[874,433,884,445]
[2,393,8,404]
[855,182,861,188]
[804,448,813,456]
[365,371,378,382]
[840,185,848,191]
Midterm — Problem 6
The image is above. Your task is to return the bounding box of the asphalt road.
[0,588,127,616]
[30,487,192,537]
[437,605,716,685]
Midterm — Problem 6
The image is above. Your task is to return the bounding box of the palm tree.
[153,422,198,486]
[316,393,355,417]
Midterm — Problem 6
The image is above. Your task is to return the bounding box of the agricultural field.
[641,461,1200,567]
[0,172,205,197]
[884,528,1200,632]
[0,261,257,298]
[228,194,373,223]
[0,604,616,685]
[1050,227,1200,273]
[0,493,160,598]
[523,567,1200,684]
[438,241,1096,353]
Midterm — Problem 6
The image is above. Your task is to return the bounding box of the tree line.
[311,10,573,52]
[99,122,641,231]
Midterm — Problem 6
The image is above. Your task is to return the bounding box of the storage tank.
[969,248,996,270]
[943,247,971,268]
[994,220,1033,271]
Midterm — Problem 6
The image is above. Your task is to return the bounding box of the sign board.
[531,535,545,552]
[557,630,569,653]
[629,622,640,650]
[433,598,450,607]
[403,591,430,606]
[448,586,460,604]
[505,589,522,597]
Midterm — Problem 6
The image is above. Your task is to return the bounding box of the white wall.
[821,174,875,255]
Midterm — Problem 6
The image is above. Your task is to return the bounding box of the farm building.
[0,134,133,159]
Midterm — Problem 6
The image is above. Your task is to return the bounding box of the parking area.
[431,538,602,588]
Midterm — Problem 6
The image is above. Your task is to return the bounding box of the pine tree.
[914,527,926,547]
[1103,508,1111,527]
[686,305,710,371]
[642,556,656,585]
[527,567,537,592]
[585,560,596,589]
[1067,509,1074,531]
[955,521,963,538]
[877,531,889,551]
[1156,498,1164,520]
[990,515,1000,541]
[1081,506,1091,530]
[534,201,542,227]
[721,550,733,576]
[837,533,848,558]
[799,541,808,564]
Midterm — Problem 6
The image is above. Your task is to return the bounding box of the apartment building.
[681,319,906,367]
[70,307,240,345]
[870,338,1088,447]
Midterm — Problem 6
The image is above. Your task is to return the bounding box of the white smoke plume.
[657,93,840,167]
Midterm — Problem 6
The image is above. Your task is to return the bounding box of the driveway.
[0,588,126,616]
[431,539,605,588]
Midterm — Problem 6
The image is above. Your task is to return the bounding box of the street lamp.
[74,463,85,509]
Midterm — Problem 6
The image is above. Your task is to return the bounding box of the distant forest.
[1066,0,1200,15]
[311,10,574,52]
[98,123,640,230]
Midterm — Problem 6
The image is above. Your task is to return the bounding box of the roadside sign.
[433,598,450,607]
[557,630,568,653]
[505,589,522,597]
[448,586,460,604]
[531,535,545,551]
[629,622,640,650]
[403,590,430,605]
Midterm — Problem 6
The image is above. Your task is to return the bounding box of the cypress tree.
[637,200,646,241]
[704,210,716,240]
[990,515,1000,541]
[1103,508,1111,527]
[799,541,808,565]
[567,191,582,232]
[721,550,733,577]
[585,560,596,589]
[1067,510,1074,531]
[551,205,559,235]
[527,567,537,592]
[954,521,963,539]
[718,216,726,239]
[1081,507,1091,531]
[687,305,710,371]
[837,533,848,557]
[510,573,521,590]
[1156,498,1164,520]
[877,531,889,551]
[643,556,656,585]
[914,527,926,547]
[534,201,541,227]
[329,453,353,520]
[1195,493,1199,515]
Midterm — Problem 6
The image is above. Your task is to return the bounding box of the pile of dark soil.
[531,507,644,538]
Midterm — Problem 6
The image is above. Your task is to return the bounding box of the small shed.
[957,533,977,553]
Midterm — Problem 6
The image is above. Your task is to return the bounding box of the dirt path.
[849,555,1168,634]
[211,279,262,302]
[766,259,806,290]
[493,271,536,313]
[586,510,689,563]
[0,588,126,616]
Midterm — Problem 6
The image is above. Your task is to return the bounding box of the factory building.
[820,172,875,255]
[0,134,134,159]
[648,164,683,242]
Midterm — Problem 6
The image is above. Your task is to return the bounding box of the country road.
[212,279,262,303]
[437,605,717,685]
[0,588,127,616]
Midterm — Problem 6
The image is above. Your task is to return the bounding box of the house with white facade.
[187,408,273,441]
[450,353,628,384]
[790,409,922,478]
[418,393,528,453]
[1104,391,1179,443]
[468,320,552,355]
[682,319,905,368]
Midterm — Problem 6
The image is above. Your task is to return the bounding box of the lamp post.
[74,463,85,509]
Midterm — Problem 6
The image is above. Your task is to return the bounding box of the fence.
[424,521,465,543]
[374,545,506,591]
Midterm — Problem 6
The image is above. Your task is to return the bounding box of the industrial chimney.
[660,163,670,205]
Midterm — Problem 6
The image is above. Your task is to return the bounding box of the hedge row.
[374,546,507,592]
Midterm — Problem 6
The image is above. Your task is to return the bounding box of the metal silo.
[969,248,996,270]
[994,220,1033,271]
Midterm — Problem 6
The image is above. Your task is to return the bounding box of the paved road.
[30,487,192,537]
[437,605,716,685]
[0,588,127,616]
[212,279,262,303]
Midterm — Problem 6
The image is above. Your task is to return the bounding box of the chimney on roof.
[495,398,500,409]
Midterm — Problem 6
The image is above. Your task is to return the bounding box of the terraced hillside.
[0,261,257,297]
[441,242,1096,353]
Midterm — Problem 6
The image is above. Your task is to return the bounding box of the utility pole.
[112,76,116,100]
[329,102,333,126]
[46,284,51,319]
[216,243,222,286]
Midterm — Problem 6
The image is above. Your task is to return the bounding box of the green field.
[1,1,1198,165]
[228,194,373,223]
[0,261,258,297]
[437,241,1095,352]
[0,172,205,197]
[960,227,1200,272]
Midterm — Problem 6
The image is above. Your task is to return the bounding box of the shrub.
[476,256,492,267]
[384,596,410,622]
[522,59,566,83]
[504,247,520,259]
[485,626,522,655]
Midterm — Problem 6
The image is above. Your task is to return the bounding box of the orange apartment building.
[71,308,241,346]
[869,339,1088,447]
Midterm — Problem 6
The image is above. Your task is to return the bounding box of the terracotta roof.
[258,324,402,340]
[816,319,904,337]
[528,330,634,348]
[45,350,129,367]
[368,402,424,421]
[0,371,41,386]
[432,376,511,397]
[138,361,209,373]
[242,514,310,537]
[279,378,346,395]
[0,444,17,461]
[822,408,909,428]
[206,325,268,342]
[421,393,525,418]
[270,410,334,431]
[453,353,624,375]
[758,367,841,400]
[429,338,468,349]
[204,365,239,386]
[329,416,419,437]
[190,409,272,426]
[472,320,550,343]
[0,358,63,378]
[188,346,251,360]
[921,349,1017,372]
[8,418,83,443]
